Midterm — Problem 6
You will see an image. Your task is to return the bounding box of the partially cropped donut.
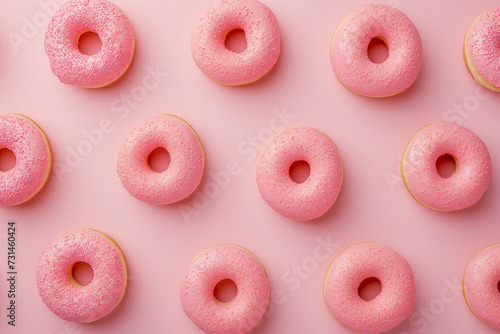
[463,244,500,329]
[0,114,52,206]
[191,0,281,85]
[256,126,343,221]
[117,115,205,205]
[36,229,127,323]
[45,0,135,88]
[401,122,492,211]
[331,4,422,97]
[324,243,415,334]
[464,8,500,92]
[180,244,269,334]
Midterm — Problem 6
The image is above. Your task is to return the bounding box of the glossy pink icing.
[402,122,491,211]
[191,0,280,85]
[463,244,500,329]
[180,245,269,334]
[0,114,52,206]
[256,126,343,221]
[117,115,205,205]
[45,0,135,88]
[36,229,127,323]
[330,4,422,97]
[465,8,500,89]
[324,243,415,334]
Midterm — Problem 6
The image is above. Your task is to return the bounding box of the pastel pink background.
[1,0,500,333]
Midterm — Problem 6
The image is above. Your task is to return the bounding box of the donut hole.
[78,31,102,55]
[214,279,238,304]
[368,37,389,64]
[289,160,311,184]
[497,280,500,293]
[69,262,94,287]
[436,154,457,178]
[147,148,171,173]
[358,277,382,301]
[224,28,247,53]
[0,148,16,172]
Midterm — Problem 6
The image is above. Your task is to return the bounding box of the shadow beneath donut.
[348,54,427,115]
[3,164,57,211]
[431,179,496,223]
[151,158,215,226]
[302,171,351,228]
[81,271,135,328]
[248,315,273,334]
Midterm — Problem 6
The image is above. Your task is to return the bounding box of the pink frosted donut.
[323,243,415,334]
[180,245,269,334]
[45,0,135,88]
[401,122,492,211]
[464,8,500,92]
[256,126,343,221]
[36,229,127,323]
[463,244,500,329]
[191,0,281,85]
[330,4,422,97]
[117,115,205,205]
[0,114,52,206]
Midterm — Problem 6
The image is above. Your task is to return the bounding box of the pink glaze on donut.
[465,8,500,91]
[36,229,127,323]
[324,243,415,334]
[330,4,422,97]
[256,126,343,221]
[401,122,491,211]
[0,114,52,206]
[191,0,281,85]
[180,245,269,334]
[464,244,500,329]
[117,115,205,205]
[45,0,135,88]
